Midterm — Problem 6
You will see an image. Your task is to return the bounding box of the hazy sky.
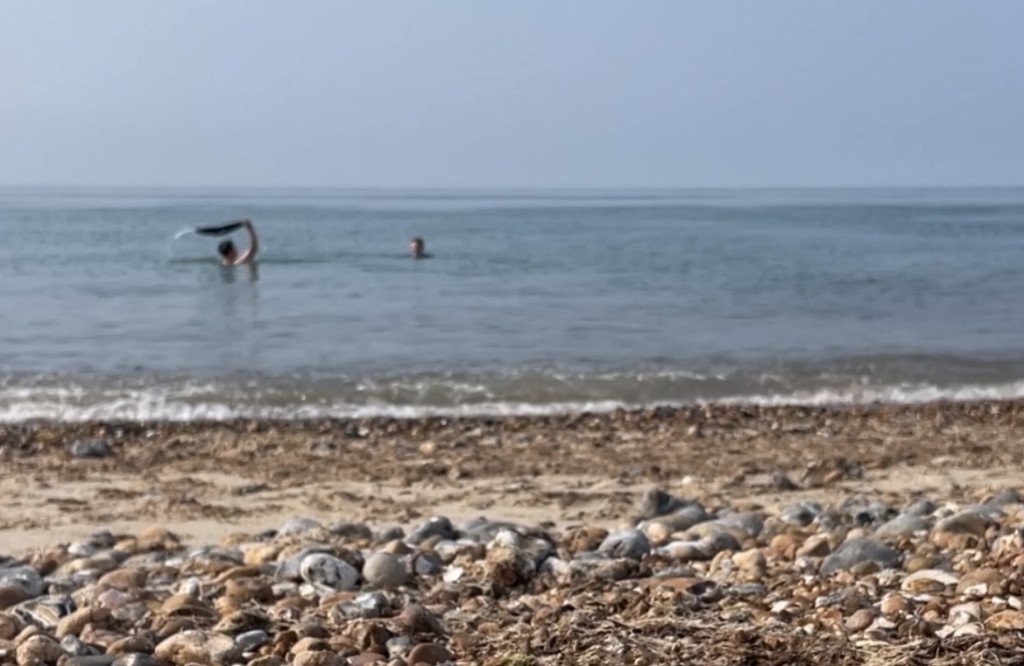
[2,1,1022,188]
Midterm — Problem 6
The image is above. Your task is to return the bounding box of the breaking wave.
[3,364,1024,421]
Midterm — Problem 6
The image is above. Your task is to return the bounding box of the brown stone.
[565,526,609,554]
[0,586,29,611]
[987,610,1024,631]
[903,555,940,574]
[16,624,42,644]
[349,623,392,653]
[932,532,981,550]
[880,594,909,617]
[224,578,273,603]
[98,568,147,591]
[159,594,216,618]
[56,606,112,638]
[731,549,767,582]
[957,568,1005,596]
[349,653,388,666]
[405,643,453,665]
[380,540,413,556]
[154,630,241,665]
[0,612,23,641]
[844,608,877,633]
[290,637,332,655]
[137,526,179,543]
[767,534,798,559]
[293,652,343,666]
[213,565,265,582]
[106,633,156,655]
[15,635,62,666]
[79,626,126,650]
[796,535,831,558]
[248,657,285,666]
[244,544,282,566]
[900,569,958,594]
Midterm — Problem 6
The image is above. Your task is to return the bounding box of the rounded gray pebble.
[235,629,269,651]
[60,634,95,656]
[780,502,821,527]
[598,529,650,561]
[903,498,937,517]
[820,538,900,575]
[0,565,44,597]
[277,517,324,537]
[407,517,457,544]
[362,552,406,589]
[874,513,928,538]
[70,439,112,459]
[714,511,764,537]
[638,488,690,520]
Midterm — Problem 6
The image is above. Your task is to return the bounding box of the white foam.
[3,381,1024,422]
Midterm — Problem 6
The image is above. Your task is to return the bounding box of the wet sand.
[2,401,1024,664]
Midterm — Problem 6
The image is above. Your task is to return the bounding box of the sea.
[3,186,1024,421]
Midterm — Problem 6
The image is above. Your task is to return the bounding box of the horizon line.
[2,182,1024,191]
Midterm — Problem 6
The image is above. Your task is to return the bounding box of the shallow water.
[3,186,1024,420]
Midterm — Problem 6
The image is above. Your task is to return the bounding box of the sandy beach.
[3,401,1024,547]
[2,401,1024,664]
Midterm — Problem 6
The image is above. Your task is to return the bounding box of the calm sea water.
[3,186,1024,420]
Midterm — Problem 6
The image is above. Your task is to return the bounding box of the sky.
[2,1,1023,188]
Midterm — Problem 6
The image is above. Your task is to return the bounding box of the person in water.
[217,220,259,265]
[410,236,430,259]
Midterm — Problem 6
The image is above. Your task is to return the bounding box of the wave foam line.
[3,381,1024,421]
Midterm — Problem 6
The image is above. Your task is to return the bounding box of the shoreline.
[3,397,1023,544]
[5,393,1024,426]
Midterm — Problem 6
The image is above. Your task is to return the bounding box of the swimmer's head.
[410,237,425,258]
[218,240,237,262]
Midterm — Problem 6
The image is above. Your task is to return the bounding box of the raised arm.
[236,220,259,264]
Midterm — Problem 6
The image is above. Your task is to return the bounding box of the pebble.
[299,554,359,591]
[780,502,821,527]
[713,512,764,538]
[278,518,325,537]
[900,569,958,593]
[363,553,407,589]
[796,535,831,558]
[2,476,1024,664]
[597,529,650,561]
[820,538,900,575]
[874,514,928,539]
[650,504,709,532]
[879,594,909,617]
[405,643,453,665]
[64,657,117,666]
[407,518,456,545]
[934,510,993,538]
[154,630,241,665]
[844,608,877,632]
[637,488,690,520]
[0,567,44,598]
[902,498,937,517]
[731,549,767,582]
[986,610,1024,631]
[111,657,163,666]
[236,629,270,651]
[292,652,342,666]
[16,635,62,666]
[69,439,113,459]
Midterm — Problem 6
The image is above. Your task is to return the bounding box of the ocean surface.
[3,186,1024,421]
